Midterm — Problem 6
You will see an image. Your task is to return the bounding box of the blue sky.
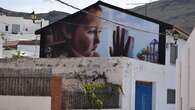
[0,0,158,13]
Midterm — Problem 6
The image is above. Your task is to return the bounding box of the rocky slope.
[1,0,195,33]
[0,7,69,23]
[131,0,195,33]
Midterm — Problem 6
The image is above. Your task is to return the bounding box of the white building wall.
[166,35,186,66]
[188,30,195,109]
[122,34,187,110]
[17,45,40,58]
[0,15,48,58]
[0,36,2,58]
[0,57,183,110]
[0,96,51,110]
[126,59,170,110]
[0,15,48,35]
[176,28,195,110]
[164,35,187,110]
[2,45,40,58]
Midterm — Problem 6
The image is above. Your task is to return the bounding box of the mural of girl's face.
[71,8,102,57]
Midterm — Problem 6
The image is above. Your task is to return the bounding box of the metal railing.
[0,76,51,96]
[61,90,119,109]
[137,39,159,63]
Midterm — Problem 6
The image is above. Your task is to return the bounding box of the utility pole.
[145,0,152,16]
[126,0,153,16]
[145,3,148,16]
[31,11,43,58]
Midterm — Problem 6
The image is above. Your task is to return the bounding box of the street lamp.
[31,11,42,28]
[31,11,36,23]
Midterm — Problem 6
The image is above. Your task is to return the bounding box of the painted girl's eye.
[98,30,102,33]
[88,27,96,34]
[88,30,95,34]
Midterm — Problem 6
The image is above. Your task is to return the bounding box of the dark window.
[167,89,176,104]
[5,25,8,31]
[12,24,20,34]
[170,43,178,64]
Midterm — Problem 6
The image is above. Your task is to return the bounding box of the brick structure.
[51,75,62,110]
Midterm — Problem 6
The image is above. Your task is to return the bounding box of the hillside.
[131,0,195,33]
[0,7,69,23]
[1,0,195,33]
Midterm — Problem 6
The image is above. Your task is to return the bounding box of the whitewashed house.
[0,34,3,58]
[34,1,190,110]
[176,28,195,110]
[0,14,49,58]
[0,1,190,110]
[0,26,189,110]
[0,15,48,36]
[123,27,188,110]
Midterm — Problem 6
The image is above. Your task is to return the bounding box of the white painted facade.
[0,56,184,110]
[0,15,48,35]
[17,44,40,58]
[0,35,2,58]
[127,59,170,110]
[0,96,51,110]
[0,35,188,110]
[2,45,40,58]
[0,28,188,110]
[162,33,187,110]
[0,15,48,58]
[126,33,187,110]
[176,28,195,110]
[121,36,184,110]
[0,36,189,110]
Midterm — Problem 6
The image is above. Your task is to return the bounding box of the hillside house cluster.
[0,1,190,110]
[0,14,49,58]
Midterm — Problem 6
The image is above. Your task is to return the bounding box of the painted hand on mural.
[109,26,131,57]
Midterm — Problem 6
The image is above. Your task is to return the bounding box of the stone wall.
[0,57,176,110]
[0,58,129,96]
[0,57,130,110]
[0,57,128,85]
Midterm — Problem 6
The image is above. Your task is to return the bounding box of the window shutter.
[170,43,178,64]
[12,24,20,34]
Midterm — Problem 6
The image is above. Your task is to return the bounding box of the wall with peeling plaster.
[0,57,175,110]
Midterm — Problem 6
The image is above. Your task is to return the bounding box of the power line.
[54,0,168,36]
[145,0,153,16]
[127,0,153,16]
[126,3,149,5]
[55,0,81,11]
